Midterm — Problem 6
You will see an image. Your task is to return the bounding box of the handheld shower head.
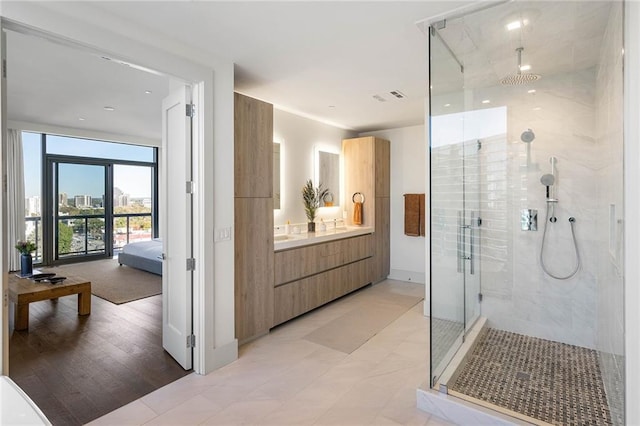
[521,129,535,143]
[540,174,555,186]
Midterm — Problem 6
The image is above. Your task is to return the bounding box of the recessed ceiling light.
[482,100,491,104]
[328,105,336,108]
[104,106,115,111]
[444,103,451,107]
[528,89,536,94]
[533,107,542,111]
[78,117,86,121]
[507,21,522,31]
[519,64,531,71]
[144,90,152,94]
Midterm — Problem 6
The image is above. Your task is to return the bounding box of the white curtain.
[7,129,25,271]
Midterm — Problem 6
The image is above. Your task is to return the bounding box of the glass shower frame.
[426,2,625,423]
[428,25,481,386]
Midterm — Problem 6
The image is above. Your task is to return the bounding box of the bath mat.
[304,285,423,353]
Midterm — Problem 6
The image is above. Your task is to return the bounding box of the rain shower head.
[521,129,535,143]
[540,174,555,186]
[501,47,541,86]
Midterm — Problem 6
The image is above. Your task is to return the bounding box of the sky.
[22,132,154,199]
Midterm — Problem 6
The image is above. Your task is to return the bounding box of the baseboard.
[203,338,238,374]
[388,269,426,284]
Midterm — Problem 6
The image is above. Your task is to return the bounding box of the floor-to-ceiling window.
[22,131,158,265]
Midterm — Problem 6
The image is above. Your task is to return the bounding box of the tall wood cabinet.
[343,136,390,283]
[234,93,274,343]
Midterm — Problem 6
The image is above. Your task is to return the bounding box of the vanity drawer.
[274,234,373,286]
[273,257,372,326]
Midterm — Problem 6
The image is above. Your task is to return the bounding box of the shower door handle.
[468,211,476,275]
[457,211,463,273]
[469,222,475,275]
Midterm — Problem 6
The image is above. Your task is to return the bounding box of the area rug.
[48,258,162,304]
[304,281,424,353]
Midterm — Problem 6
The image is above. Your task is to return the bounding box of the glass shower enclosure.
[426,2,624,423]
[429,25,481,385]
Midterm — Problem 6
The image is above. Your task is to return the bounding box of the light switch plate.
[215,227,232,242]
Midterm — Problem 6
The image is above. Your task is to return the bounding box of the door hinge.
[477,139,482,151]
[186,103,195,117]
[186,181,194,194]
[186,258,196,271]
[187,334,196,348]
[478,293,483,302]
[2,59,6,79]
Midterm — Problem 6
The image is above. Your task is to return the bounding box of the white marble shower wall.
[477,67,601,349]
[594,2,624,424]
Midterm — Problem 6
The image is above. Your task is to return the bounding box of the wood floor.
[9,292,191,426]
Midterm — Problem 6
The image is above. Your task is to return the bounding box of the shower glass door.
[429,24,481,386]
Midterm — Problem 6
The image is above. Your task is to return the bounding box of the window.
[22,131,158,264]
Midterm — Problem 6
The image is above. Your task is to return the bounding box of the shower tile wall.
[478,67,600,349]
[595,2,624,424]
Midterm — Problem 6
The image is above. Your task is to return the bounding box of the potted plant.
[302,179,328,233]
[15,240,37,277]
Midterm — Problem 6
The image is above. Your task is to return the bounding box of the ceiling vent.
[372,94,387,102]
[389,90,406,99]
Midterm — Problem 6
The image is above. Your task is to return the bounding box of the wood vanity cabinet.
[234,93,274,343]
[273,234,374,326]
[343,136,390,283]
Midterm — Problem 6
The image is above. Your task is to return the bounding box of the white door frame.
[0,19,207,374]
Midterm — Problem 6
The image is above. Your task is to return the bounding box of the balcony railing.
[25,216,42,263]
[25,212,153,261]
[113,212,153,251]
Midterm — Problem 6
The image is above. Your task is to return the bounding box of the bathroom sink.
[274,234,294,241]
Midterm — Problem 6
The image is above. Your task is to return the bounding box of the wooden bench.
[8,273,91,331]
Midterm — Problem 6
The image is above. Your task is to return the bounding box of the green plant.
[15,240,36,255]
[301,179,329,223]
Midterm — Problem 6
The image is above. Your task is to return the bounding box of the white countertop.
[274,226,374,251]
[0,376,51,425]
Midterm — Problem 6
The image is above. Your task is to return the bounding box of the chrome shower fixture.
[541,157,558,221]
[500,47,542,86]
[521,128,535,143]
[540,173,554,187]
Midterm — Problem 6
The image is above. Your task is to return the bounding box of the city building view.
[22,132,156,261]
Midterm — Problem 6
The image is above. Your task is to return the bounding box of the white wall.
[273,108,355,227]
[361,125,426,284]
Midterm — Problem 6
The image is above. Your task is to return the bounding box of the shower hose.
[540,201,581,280]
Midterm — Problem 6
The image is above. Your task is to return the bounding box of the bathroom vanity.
[273,227,374,325]
[234,95,390,343]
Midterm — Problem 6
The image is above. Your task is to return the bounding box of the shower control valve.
[521,209,538,231]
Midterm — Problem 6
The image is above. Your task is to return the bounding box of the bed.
[118,239,163,275]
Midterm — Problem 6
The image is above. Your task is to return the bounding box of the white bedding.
[121,239,163,260]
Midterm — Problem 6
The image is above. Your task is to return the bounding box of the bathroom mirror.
[317,150,340,207]
[273,143,280,209]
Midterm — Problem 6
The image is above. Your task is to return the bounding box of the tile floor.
[451,328,612,426]
[89,280,453,425]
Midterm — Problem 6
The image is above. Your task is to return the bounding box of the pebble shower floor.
[450,328,612,425]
